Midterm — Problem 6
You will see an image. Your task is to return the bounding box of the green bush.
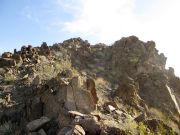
[138,122,154,135]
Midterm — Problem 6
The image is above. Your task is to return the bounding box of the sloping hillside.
[0,36,179,135]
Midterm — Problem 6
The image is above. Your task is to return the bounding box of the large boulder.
[65,76,98,113]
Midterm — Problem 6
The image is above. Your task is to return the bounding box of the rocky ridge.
[0,36,179,135]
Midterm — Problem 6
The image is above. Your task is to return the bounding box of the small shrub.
[4,73,16,84]
[138,122,154,135]
[124,119,138,135]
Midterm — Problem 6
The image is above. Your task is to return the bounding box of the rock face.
[65,76,98,113]
[143,119,178,135]
[39,75,98,118]
[114,76,142,107]
[0,36,179,135]
[137,72,179,114]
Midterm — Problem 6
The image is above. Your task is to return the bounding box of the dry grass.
[35,57,79,80]
[123,118,138,135]
[4,73,17,83]
[137,122,154,135]
[148,107,179,134]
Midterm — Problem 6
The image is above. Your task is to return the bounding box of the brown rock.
[2,52,12,58]
[41,42,51,56]
[73,114,100,135]
[0,68,6,75]
[115,76,141,106]
[58,111,72,128]
[12,54,23,64]
[68,111,86,117]
[134,112,146,122]
[100,126,127,135]
[0,58,16,67]
[27,97,43,120]
[87,78,98,104]
[65,76,98,113]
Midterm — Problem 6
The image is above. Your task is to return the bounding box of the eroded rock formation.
[0,36,179,135]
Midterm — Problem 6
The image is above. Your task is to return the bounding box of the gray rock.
[38,129,47,135]
[134,113,146,122]
[58,125,85,135]
[58,126,72,135]
[26,116,51,132]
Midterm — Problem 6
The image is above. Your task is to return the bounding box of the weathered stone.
[59,69,73,78]
[2,52,12,58]
[38,129,47,135]
[87,78,98,104]
[106,105,116,112]
[0,36,179,134]
[115,76,142,107]
[58,111,72,128]
[41,42,51,56]
[33,75,41,85]
[138,72,179,114]
[0,58,16,67]
[26,116,51,132]
[0,68,6,75]
[12,54,23,65]
[73,114,100,134]
[134,112,146,122]
[29,97,43,120]
[100,126,127,135]
[65,76,98,113]
[68,111,86,117]
[58,126,72,135]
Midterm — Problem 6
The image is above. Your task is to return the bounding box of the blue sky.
[0,0,180,76]
[0,0,77,52]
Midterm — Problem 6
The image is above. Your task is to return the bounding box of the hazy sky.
[0,0,180,76]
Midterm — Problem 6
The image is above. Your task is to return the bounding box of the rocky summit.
[0,36,179,135]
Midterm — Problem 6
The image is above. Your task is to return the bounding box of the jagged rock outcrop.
[114,76,142,107]
[0,36,179,135]
[40,74,98,117]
